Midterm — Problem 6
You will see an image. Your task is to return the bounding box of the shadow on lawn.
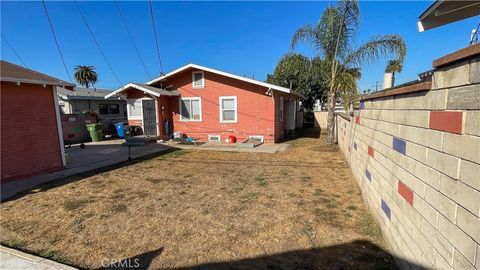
[102,240,426,270]
[1,147,183,203]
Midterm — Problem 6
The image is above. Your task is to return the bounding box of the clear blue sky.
[1,1,478,91]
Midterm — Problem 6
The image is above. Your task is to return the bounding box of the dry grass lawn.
[0,132,397,269]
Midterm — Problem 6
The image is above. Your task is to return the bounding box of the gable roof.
[104,83,180,99]
[1,60,75,89]
[146,63,304,98]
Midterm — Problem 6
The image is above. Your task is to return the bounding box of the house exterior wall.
[1,82,63,182]
[59,98,127,131]
[335,56,479,269]
[150,69,297,142]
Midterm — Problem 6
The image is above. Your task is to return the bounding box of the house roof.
[0,60,75,89]
[104,83,180,99]
[57,87,118,100]
[146,63,304,98]
[417,0,480,32]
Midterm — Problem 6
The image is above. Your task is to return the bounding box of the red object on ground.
[229,135,237,143]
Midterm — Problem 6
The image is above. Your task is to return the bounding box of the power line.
[74,0,122,86]
[148,0,164,75]
[1,34,28,68]
[41,0,72,82]
[114,1,151,79]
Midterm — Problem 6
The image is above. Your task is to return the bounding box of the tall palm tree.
[74,65,98,88]
[291,0,406,144]
[385,59,403,87]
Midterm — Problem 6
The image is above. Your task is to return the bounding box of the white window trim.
[279,96,284,122]
[219,96,238,123]
[192,71,205,88]
[126,98,144,120]
[179,97,202,122]
[208,134,221,142]
[249,135,264,142]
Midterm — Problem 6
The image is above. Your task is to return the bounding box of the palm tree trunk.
[326,88,336,144]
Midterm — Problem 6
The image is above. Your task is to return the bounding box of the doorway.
[142,100,157,136]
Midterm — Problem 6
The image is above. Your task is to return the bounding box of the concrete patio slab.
[163,141,289,153]
[0,245,77,270]
[1,139,170,200]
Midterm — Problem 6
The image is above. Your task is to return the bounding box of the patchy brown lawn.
[0,133,397,269]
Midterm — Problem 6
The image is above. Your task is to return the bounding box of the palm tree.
[74,65,98,88]
[385,59,403,87]
[291,0,406,144]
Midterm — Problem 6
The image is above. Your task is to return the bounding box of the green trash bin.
[86,123,103,142]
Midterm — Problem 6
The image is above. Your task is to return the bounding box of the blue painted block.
[381,199,391,220]
[393,137,406,155]
[360,101,365,109]
[353,142,357,150]
[365,169,371,181]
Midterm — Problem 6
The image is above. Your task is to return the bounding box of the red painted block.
[398,181,414,205]
[429,111,463,134]
[355,116,360,124]
[368,146,374,158]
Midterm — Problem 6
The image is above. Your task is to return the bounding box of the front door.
[142,100,157,136]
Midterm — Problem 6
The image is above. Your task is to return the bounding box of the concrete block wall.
[336,56,479,270]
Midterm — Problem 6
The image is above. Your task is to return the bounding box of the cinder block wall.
[336,56,479,269]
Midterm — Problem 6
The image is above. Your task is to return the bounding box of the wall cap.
[433,43,480,68]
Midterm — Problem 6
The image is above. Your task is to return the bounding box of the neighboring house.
[106,64,303,142]
[57,87,127,131]
[0,60,74,182]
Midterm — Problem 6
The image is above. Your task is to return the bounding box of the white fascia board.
[145,63,297,96]
[104,83,160,99]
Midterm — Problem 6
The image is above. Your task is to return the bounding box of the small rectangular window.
[219,96,237,123]
[127,99,142,118]
[192,71,205,88]
[99,104,108,114]
[180,97,202,121]
[109,104,119,114]
[208,135,221,142]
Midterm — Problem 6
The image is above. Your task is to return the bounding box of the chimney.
[383,72,394,89]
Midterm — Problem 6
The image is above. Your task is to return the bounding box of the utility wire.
[114,1,151,79]
[1,34,28,68]
[41,0,72,82]
[74,0,122,86]
[148,0,164,75]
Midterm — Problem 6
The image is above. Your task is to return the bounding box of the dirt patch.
[0,131,396,269]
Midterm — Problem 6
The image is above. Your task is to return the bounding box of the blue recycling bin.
[115,122,126,138]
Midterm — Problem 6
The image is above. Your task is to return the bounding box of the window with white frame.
[127,99,142,119]
[219,96,237,123]
[279,96,284,122]
[180,97,202,121]
[192,71,205,88]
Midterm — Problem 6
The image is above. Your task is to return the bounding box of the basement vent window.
[249,136,264,142]
[208,135,221,142]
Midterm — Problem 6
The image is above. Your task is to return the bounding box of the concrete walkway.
[1,140,170,200]
[0,246,77,270]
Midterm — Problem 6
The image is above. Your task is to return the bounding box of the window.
[192,71,205,88]
[99,104,108,114]
[127,99,142,119]
[208,135,221,142]
[109,104,119,114]
[219,96,237,123]
[180,97,202,121]
[279,96,284,122]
